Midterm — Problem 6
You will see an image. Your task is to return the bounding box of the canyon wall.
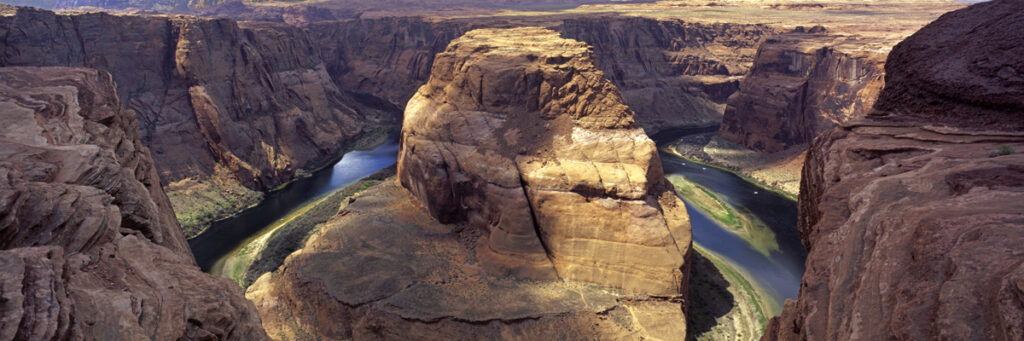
[0,6,400,234]
[764,1,1024,339]
[562,17,779,132]
[313,15,777,134]
[0,66,266,340]
[247,28,693,340]
[719,29,886,153]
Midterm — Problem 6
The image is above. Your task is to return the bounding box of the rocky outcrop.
[719,29,886,153]
[397,27,691,296]
[0,6,400,233]
[562,17,780,132]
[248,182,689,340]
[764,1,1024,340]
[0,67,267,340]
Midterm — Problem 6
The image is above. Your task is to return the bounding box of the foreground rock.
[0,67,267,340]
[398,27,692,296]
[249,182,688,340]
[764,1,1024,339]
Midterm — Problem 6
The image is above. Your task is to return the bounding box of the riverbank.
[214,166,397,286]
[668,174,779,257]
[687,245,775,340]
[663,131,802,200]
[172,126,395,239]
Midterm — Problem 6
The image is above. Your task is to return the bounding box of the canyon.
[2,0,1016,340]
[0,66,266,339]
[246,27,693,339]
[764,1,1024,339]
[0,1,962,236]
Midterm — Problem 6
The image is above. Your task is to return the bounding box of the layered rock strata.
[314,16,779,134]
[0,67,266,340]
[0,6,399,232]
[397,27,692,296]
[562,17,780,132]
[719,29,886,153]
[764,1,1024,339]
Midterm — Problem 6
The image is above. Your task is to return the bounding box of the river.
[189,141,400,271]
[189,128,806,314]
[652,127,807,312]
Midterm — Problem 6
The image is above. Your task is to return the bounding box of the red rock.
[719,30,886,153]
[397,27,692,296]
[764,1,1024,339]
[0,67,267,340]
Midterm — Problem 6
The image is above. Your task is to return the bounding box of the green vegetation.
[694,246,773,333]
[662,146,798,202]
[167,165,264,238]
[990,145,1015,157]
[215,166,397,288]
[669,174,740,228]
[668,174,779,257]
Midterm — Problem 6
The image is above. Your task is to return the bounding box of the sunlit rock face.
[764,1,1024,340]
[719,29,887,153]
[397,27,692,296]
[0,67,267,340]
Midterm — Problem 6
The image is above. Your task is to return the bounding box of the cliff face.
[312,15,777,135]
[0,66,267,340]
[398,27,691,296]
[309,17,470,107]
[0,6,400,233]
[562,17,779,132]
[719,29,886,153]
[54,0,187,11]
[764,1,1024,340]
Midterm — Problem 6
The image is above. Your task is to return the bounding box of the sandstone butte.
[0,67,267,340]
[397,27,692,295]
[245,27,693,340]
[764,0,1024,340]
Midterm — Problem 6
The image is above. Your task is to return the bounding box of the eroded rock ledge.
[764,1,1024,339]
[0,67,267,340]
[397,27,692,296]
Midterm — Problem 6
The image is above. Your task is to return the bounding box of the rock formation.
[0,6,400,234]
[54,0,187,11]
[248,182,689,340]
[0,66,267,340]
[719,29,886,153]
[246,27,692,340]
[562,17,780,133]
[397,27,692,296]
[764,1,1024,339]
